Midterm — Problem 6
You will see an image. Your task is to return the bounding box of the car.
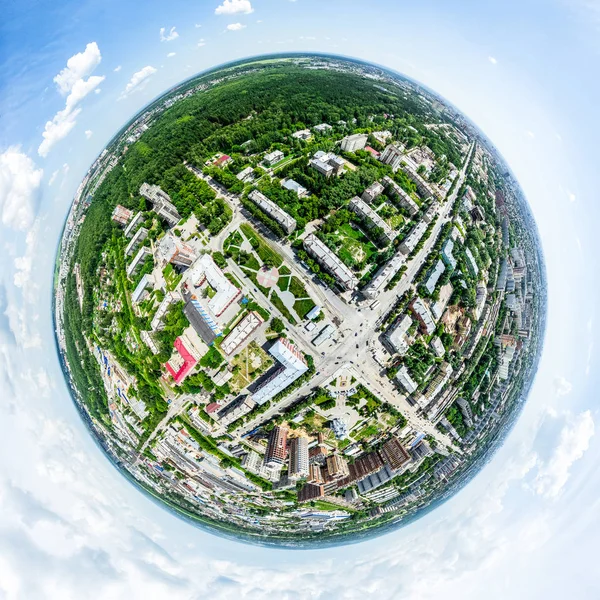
[321,352,325,356]
[354,332,358,337]
[356,344,359,349]
[335,361,339,365]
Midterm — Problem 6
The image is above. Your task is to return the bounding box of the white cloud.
[0,148,43,231]
[159,26,179,42]
[113,65,122,72]
[195,23,202,28]
[53,42,101,95]
[38,43,104,157]
[226,23,246,31]
[215,0,253,15]
[533,411,595,498]
[84,130,93,139]
[167,52,176,58]
[488,55,498,64]
[553,376,572,397]
[197,39,206,47]
[119,66,157,100]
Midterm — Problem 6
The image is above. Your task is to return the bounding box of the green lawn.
[294,298,317,319]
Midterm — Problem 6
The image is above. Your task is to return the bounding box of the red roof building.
[165,337,198,384]
[206,402,221,414]
[365,146,380,158]
[214,154,231,167]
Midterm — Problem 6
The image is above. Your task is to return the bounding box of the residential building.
[126,246,151,278]
[400,221,428,255]
[165,336,201,385]
[423,202,438,224]
[382,176,419,216]
[379,436,411,471]
[474,284,487,321]
[313,123,332,133]
[303,234,359,290]
[140,183,181,227]
[292,129,312,140]
[288,436,309,480]
[465,247,479,277]
[398,163,440,200]
[311,151,345,176]
[213,154,231,168]
[456,397,474,427]
[441,238,457,270]
[124,211,144,237]
[410,440,433,462]
[298,483,325,503]
[344,452,384,484]
[411,297,436,334]
[264,425,289,467]
[364,146,380,158]
[349,196,398,244]
[263,150,284,166]
[395,365,418,395]
[236,166,254,182]
[430,336,446,358]
[241,450,261,473]
[186,254,241,316]
[307,463,325,484]
[309,158,334,177]
[248,189,297,234]
[357,465,395,495]
[220,311,264,356]
[140,330,160,355]
[157,234,197,267]
[217,395,257,426]
[380,144,404,171]
[183,297,223,345]
[151,291,180,331]
[124,226,148,257]
[252,338,308,405]
[111,204,133,226]
[417,362,453,409]
[362,251,405,299]
[372,131,392,145]
[326,454,350,480]
[341,133,368,152]
[132,273,154,303]
[386,314,413,355]
[430,282,453,321]
[281,178,309,198]
[361,181,385,204]
[424,259,446,294]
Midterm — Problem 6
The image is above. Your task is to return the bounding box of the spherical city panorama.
[55,54,545,547]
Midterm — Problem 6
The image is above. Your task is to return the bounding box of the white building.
[132,273,154,303]
[140,183,181,227]
[288,436,310,480]
[386,314,413,355]
[396,365,418,395]
[313,123,333,133]
[362,251,405,299]
[292,129,312,140]
[341,133,368,152]
[380,144,404,171]
[361,181,385,204]
[151,291,181,331]
[126,246,151,278]
[411,297,436,335]
[263,150,284,166]
[252,338,308,405]
[312,324,334,347]
[349,196,398,244]
[382,176,419,216]
[281,178,309,198]
[124,211,144,238]
[424,259,446,294]
[248,189,296,234]
[186,254,241,317]
[220,311,264,356]
[400,221,428,255]
[124,226,148,257]
[157,234,197,267]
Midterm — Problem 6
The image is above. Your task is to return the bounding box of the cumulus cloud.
[113,65,122,72]
[119,66,157,100]
[533,410,595,498]
[0,148,43,231]
[197,39,206,47]
[215,0,253,15]
[226,23,246,31]
[38,42,104,157]
[84,130,93,139]
[553,376,572,397]
[167,52,176,58]
[160,26,179,42]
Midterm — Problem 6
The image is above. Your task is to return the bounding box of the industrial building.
[252,338,308,405]
[248,189,297,234]
[303,234,359,290]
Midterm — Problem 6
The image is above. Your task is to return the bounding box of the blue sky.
[0,0,599,598]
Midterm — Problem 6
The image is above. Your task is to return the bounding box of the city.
[53,55,544,544]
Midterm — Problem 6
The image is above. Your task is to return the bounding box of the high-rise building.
[379,436,411,471]
[264,426,289,468]
[326,454,349,480]
[380,144,404,171]
[288,436,309,480]
[341,133,368,152]
[252,338,308,405]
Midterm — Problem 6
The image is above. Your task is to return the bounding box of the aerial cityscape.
[54,54,545,546]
